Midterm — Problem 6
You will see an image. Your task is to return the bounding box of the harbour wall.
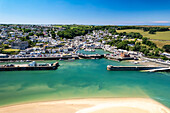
[0,62,59,71]
[107,65,168,71]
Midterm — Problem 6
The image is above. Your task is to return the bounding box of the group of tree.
[36,32,44,37]
[51,30,56,39]
[23,28,31,33]
[116,26,169,34]
[163,45,170,52]
[118,32,143,39]
[143,27,169,34]
[142,37,157,48]
[107,37,163,58]
[108,39,136,51]
[57,26,93,39]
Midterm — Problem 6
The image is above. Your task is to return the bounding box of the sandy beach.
[0,98,169,113]
[126,58,167,67]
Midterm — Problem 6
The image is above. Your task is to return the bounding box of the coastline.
[0,98,169,113]
[125,58,167,67]
[0,50,169,112]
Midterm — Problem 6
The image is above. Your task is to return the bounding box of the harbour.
[0,58,170,108]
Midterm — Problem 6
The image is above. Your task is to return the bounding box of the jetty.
[0,61,59,71]
[107,65,168,71]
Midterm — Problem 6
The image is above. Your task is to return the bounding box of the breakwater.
[107,65,168,71]
[0,62,59,71]
[146,67,170,72]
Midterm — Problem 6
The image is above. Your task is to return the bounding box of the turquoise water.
[78,49,110,55]
[0,50,170,107]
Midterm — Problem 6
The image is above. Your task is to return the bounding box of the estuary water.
[0,50,170,107]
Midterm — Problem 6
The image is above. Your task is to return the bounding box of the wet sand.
[0,98,169,113]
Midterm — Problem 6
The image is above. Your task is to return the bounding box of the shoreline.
[125,58,167,67]
[0,98,169,113]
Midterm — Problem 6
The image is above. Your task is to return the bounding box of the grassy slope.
[116,29,170,40]
[3,49,20,52]
[53,25,62,28]
[151,40,170,48]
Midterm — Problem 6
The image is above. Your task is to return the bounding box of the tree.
[133,43,141,51]
[26,36,29,40]
[154,49,160,56]
[163,45,170,52]
[24,29,31,33]
[144,49,149,56]
[142,37,148,44]
[36,32,44,37]
[28,40,36,47]
[29,32,34,36]
[161,55,169,60]
[51,30,56,39]
[117,41,129,50]
[2,44,9,49]
[0,48,3,53]
[149,30,156,34]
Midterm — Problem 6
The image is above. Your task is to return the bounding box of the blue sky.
[0,0,170,25]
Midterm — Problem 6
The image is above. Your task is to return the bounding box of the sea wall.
[107,65,168,71]
[0,62,59,71]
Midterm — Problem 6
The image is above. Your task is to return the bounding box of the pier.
[0,61,59,71]
[107,65,168,71]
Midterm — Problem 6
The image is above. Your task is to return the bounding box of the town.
[0,24,170,67]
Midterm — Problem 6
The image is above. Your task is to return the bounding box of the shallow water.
[0,50,170,107]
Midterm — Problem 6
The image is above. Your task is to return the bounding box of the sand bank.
[0,98,169,113]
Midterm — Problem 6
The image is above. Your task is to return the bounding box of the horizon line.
[0,23,170,26]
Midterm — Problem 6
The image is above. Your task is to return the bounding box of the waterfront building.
[0,54,8,58]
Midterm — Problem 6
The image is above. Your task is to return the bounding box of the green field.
[53,25,63,28]
[117,29,170,40]
[3,49,20,52]
[151,40,170,48]
[53,25,78,29]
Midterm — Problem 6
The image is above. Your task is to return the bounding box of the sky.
[0,0,170,25]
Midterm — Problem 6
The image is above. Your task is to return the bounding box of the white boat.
[68,58,75,61]
[26,60,31,62]
[59,58,64,61]
[65,58,75,62]
[134,61,139,64]
[84,48,95,52]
